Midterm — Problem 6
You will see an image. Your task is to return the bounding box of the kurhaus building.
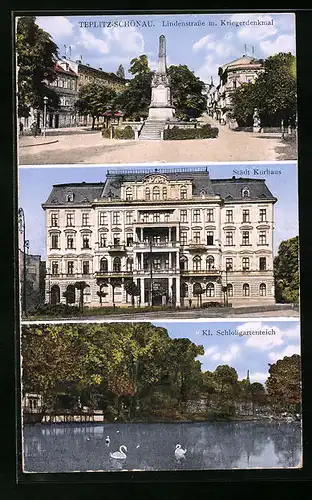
[42,167,277,308]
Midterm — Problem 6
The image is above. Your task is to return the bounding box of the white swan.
[110,445,127,459]
[105,436,110,446]
[175,444,187,459]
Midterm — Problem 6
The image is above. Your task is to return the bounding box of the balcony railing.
[133,268,179,275]
[107,244,126,252]
[94,270,133,277]
[181,269,221,275]
[188,243,207,250]
[134,241,179,248]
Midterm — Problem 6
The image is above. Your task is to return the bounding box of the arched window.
[100,257,108,272]
[259,283,266,296]
[66,284,76,304]
[50,285,60,305]
[193,255,201,271]
[181,282,188,298]
[206,256,215,270]
[113,257,121,272]
[180,186,187,199]
[162,187,167,199]
[243,283,250,297]
[227,283,233,297]
[206,282,215,297]
[125,187,133,201]
[153,186,160,200]
[180,255,188,272]
[145,188,150,201]
[242,187,250,199]
[126,258,133,271]
[83,285,91,303]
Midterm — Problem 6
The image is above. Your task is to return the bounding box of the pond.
[23,421,302,472]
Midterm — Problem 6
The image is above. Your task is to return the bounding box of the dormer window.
[180,186,187,200]
[200,189,206,197]
[145,188,150,201]
[125,187,133,201]
[162,187,167,200]
[242,187,250,199]
[67,192,74,202]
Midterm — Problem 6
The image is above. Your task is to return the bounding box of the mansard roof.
[42,170,276,206]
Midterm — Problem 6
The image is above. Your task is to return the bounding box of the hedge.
[27,303,81,317]
[114,125,135,139]
[164,124,219,140]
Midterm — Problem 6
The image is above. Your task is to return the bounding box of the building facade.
[207,55,264,124]
[19,250,46,308]
[42,167,277,309]
[48,59,79,128]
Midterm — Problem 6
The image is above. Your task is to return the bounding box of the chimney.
[99,67,102,70]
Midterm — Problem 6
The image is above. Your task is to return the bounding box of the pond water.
[23,421,302,472]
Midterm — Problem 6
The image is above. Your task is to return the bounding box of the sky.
[18,162,298,260]
[35,12,296,83]
[154,320,300,384]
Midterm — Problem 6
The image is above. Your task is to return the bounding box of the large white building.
[42,167,277,308]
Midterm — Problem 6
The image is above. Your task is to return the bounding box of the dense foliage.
[75,81,117,130]
[266,354,301,413]
[231,53,297,127]
[164,124,219,140]
[22,324,300,421]
[274,236,299,304]
[114,125,135,139]
[16,16,60,117]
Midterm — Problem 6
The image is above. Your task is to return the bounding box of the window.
[145,188,150,201]
[242,257,250,271]
[99,212,107,225]
[164,213,170,222]
[83,285,91,303]
[259,283,266,296]
[227,283,233,297]
[242,187,250,198]
[126,187,133,201]
[126,258,133,271]
[113,212,120,225]
[206,283,215,297]
[242,231,250,246]
[180,232,187,246]
[66,192,74,202]
[180,186,187,199]
[259,209,267,222]
[67,261,74,275]
[225,231,234,246]
[180,256,188,271]
[180,210,187,223]
[52,261,59,275]
[153,186,160,200]
[51,234,59,249]
[99,234,107,248]
[113,235,121,246]
[162,187,167,200]
[226,210,233,223]
[51,213,58,227]
[194,231,201,244]
[206,256,215,270]
[153,235,161,244]
[153,258,161,270]
[65,284,75,304]
[100,257,108,272]
[82,235,90,249]
[181,282,188,297]
[113,257,121,272]
[66,213,74,226]
[126,234,133,247]
[259,231,267,245]
[193,209,201,222]
[165,258,169,269]
[82,261,90,274]
[242,209,250,223]
[82,213,89,226]
[207,231,214,245]
[126,211,133,225]
[206,209,214,222]
[193,255,201,271]
[67,235,74,249]
[243,283,250,296]
[153,213,160,223]
[226,258,233,271]
[141,213,149,223]
[259,257,266,271]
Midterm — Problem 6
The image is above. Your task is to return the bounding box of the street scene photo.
[16,13,297,165]
[22,320,302,472]
[18,162,299,320]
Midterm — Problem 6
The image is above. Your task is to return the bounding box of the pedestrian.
[31,122,38,137]
[19,121,23,135]
[189,298,192,308]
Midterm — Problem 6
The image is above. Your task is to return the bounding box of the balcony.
[181,269,221,276]
[187,242,207,251]
[133,241,180,251]
[133,268,180,276]
[94,270,133,278]
[107,244,126,252]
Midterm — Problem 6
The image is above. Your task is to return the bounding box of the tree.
[124,280,140,307]
[231,52,297,127]
[213,365,239,416]
[274,236,299,304]
[16,16,60,118]
[74,281,89,311]
[117,55,152,120]
[168,64,207,120]
[75,81,117,129]
[193,282,204,307]
[116,64,125,79]
[266,354,301,414]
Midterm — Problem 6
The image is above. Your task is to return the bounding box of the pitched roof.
[211,177,276,201]
[220,55,263,72]
[43,183,105,206]
[55,63,78,77]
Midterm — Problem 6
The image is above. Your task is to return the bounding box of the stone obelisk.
[147,35,175,121]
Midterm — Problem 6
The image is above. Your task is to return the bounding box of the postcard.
[15,12,297,165]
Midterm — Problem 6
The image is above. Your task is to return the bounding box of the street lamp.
[18,207,29,317]
[43,96,48,138]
